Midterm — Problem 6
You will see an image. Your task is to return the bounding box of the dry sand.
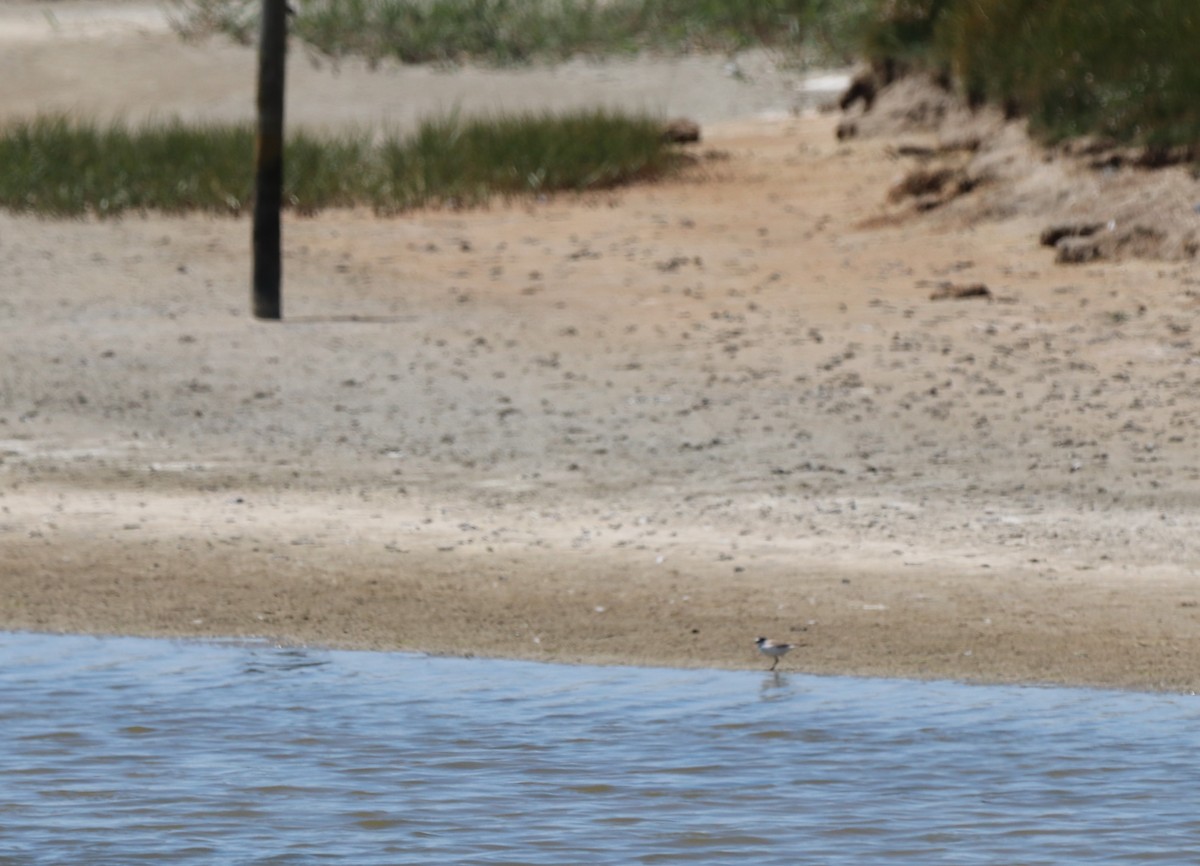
[4,1,1200,692]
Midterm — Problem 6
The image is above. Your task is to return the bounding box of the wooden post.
[252,0,288,320]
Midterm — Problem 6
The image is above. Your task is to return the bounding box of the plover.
[755,636,794,671]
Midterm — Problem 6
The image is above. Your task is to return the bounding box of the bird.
[755,636,794,671]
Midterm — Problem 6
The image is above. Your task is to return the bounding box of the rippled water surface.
[2,632,1198,864]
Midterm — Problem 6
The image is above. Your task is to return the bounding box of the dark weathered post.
[252,0,288,320]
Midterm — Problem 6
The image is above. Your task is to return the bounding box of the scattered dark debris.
[1049,223,1171,265]
[662,118,701,144]
[1075,143,1200,171]
[888,138,981,161]
[1054,237,1103,264]
[888,166,958,201]
[887,166,980,211]
[1040,222,1105,247]
[838,70,878,112]
[928,282,992,301]
[656,255,702,272]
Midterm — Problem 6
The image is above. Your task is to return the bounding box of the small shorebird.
[755,636,794,671]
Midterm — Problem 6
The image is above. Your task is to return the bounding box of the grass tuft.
[0,110,680,218]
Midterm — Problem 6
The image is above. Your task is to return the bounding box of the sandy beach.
[4,1,1200,692]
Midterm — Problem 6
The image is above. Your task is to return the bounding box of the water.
[1,632,1198,864]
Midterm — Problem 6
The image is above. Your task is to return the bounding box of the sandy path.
[3,3,1200,691]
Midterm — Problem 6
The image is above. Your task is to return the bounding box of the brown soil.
[4,2,1200,692]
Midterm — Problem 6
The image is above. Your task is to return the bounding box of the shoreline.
[5,445,1200,694]
[6,623,1193,698]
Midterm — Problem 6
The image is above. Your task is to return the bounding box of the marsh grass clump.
[0,115,253,217]
[943,0,1200,146]
[860,0,1200,148]
[374,110,673,212]
[0,110,679,218]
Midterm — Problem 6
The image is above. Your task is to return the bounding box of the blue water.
[1,632,1197,864]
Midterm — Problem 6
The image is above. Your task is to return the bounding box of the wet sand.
[4,1,1200,691]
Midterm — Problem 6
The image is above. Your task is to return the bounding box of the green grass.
[0,110,680,218]
[0,116,252,217]
[859,0,1200,147]
[169,0,1200,150]
[171,0,872,66]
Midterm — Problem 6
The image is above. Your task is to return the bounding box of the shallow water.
[2,632,1198,864]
